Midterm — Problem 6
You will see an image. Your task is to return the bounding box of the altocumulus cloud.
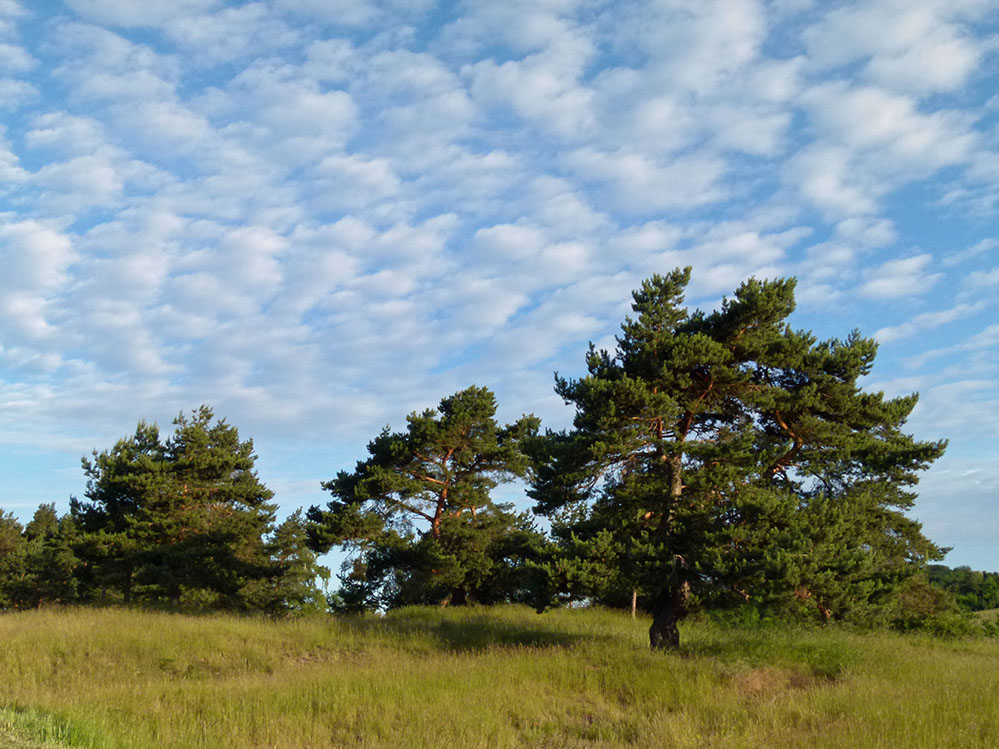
[0,0,997,570]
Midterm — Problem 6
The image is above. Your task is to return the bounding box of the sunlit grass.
[1,605,997,747]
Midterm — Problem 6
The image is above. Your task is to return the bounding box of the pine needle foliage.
[530,268,946,649]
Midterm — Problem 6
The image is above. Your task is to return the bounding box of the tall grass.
[1,605,996,747]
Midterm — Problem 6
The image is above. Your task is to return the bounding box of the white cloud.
[803,0,991,94]
[875,302,986,343]
[627,0,768,93]
[440,0,595,60]
[25,112,106,154]
[834,217,897,248]
[860,253,943,299]
[160,3,299,64]
[787,145,879,217]
[0,40,33,71]
[32,153,125,212]
[310,153,401,211]
[64,0,219,28]
[0,129,27,183]
[273,0,381,28]
[465,55,596,139]
[904,323,999,369]
[803,83,977,172]
[0,221,75,343]
[0,220,74,292]
[909,378,999,441]
[0,76,33,109]
[564,147,727,213]
[944,237,999,266]
[964,267,999,291]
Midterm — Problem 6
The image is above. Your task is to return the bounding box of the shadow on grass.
[335,606,617,653]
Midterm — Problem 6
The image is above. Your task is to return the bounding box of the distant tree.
[72,406,279,609]
[19,504,79,607]
[532,268,946,650]
[0,505,78,609]
[243,510,330,616]
[0,511,26,609]
[928,565,999,612]
[308,386,545,608]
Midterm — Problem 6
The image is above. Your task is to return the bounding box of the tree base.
[649,581,690,651]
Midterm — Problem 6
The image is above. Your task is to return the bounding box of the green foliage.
[335,506,551,610]
[0,505,79,610]
[888,574,976,636]
[928,564,999,612]
[68,406,303,611]
[243,510,330,616]
[308,385,548,608]
[0,510,26,609]
[532,268,946,647]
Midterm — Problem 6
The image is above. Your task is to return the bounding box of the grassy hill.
[0,605,997,748]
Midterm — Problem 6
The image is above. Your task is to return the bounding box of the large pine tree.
[532,268,946,649]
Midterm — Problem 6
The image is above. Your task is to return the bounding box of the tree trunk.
[649,581,690,651]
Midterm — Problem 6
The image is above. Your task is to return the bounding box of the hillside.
[1,606,997,748]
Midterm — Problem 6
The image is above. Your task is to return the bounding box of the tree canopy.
[531,267,946,649]
[308,385,546,608]
[70,406,323,611]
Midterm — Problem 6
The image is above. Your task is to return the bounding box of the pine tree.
[308,385,544,608]
[243,510,330,615]
[0,511,26,609]
[72,406,279,608]
[0,505,78,609]
[532,268,946,649]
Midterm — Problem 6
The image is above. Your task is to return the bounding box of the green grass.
[1,605,997,747]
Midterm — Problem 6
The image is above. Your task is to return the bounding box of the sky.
[0,0,996,571]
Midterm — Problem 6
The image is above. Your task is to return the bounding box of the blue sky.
[1,0,996,570]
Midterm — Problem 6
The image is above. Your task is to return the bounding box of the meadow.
[1,605,997,748]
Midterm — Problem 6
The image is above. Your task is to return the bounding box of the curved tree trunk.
[649,581,690,651]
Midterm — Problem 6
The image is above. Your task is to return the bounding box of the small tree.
[308,385,544,608]
[533,268,946,650]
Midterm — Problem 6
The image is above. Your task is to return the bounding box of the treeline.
[1,407,327,615]
[928,565,999,612]
[0,268,982,648]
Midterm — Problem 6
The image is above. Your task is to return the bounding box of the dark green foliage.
[532,268,946,648]
[0,511,26,608]
[334,506,552,610]
[928,564,999,612]
[0,504,79,609]
[70,406,285,609]
[308,386,548,609]
[244,511,330,616]
[888,574,974,636]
